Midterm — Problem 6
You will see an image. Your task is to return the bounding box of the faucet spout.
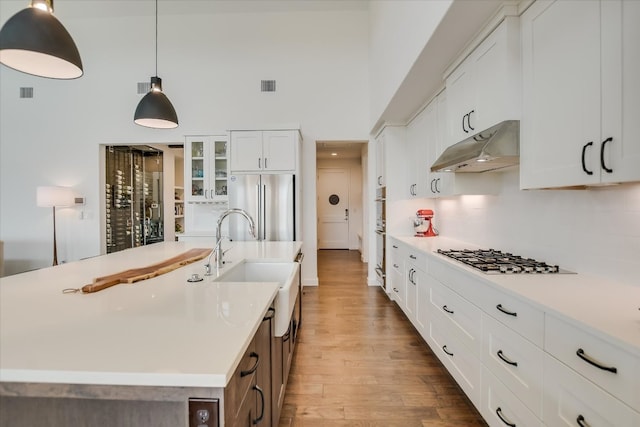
[210,208,256,270]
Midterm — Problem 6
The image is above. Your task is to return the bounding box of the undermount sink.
[212,260,300,337]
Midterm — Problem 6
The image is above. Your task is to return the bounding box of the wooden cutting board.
[81,248,211,293]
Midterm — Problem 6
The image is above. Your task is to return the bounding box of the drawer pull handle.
[576,415,590,427]
[496,407,516,427]
[393,245,398,249]
[393,288,399,293]
[240,352,260,377]
[496,304,517,317]
[497,350,518,367]
[253,385,265,424]
[409,254,417,260]
[442,305,454,314]
[442,345,454,357]
[283,324,292,342]
[576,348,617,373]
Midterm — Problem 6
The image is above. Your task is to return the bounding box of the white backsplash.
[428,170,640,287]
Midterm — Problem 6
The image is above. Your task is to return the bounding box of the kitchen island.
[0,240,302,426]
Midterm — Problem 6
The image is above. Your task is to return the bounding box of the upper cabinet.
[445,16,521,148]
[230,130,299,173]
[184,135,229,202]
[520,0,640,189]
[375,126,406,201]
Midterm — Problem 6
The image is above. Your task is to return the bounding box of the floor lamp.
[37,186,74,266]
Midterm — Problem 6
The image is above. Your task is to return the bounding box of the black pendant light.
[134,0,178,129]
[0,0,83,79]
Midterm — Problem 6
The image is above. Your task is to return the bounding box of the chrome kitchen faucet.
[205,208,256,274]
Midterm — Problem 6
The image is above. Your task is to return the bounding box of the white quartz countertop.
[388,234,640,356]
[0,241,302,388]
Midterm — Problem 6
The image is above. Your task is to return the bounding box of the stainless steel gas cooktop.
[436,249,575,274]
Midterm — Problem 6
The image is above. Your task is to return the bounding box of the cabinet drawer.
[477,286,544,347]
[428,276,482,356]
[427,310,482,408]
[224,340,258,423]
[481,366,542,427]
[543,354,640,427]
[545,314,640,411]
[406,248,427,269]
[482,314,543,416]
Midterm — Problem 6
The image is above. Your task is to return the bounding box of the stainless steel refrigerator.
[227,174,296,241]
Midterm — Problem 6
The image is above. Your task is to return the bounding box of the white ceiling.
[316,141,366,160]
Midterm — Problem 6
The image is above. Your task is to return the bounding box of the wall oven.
[375,187,386,289]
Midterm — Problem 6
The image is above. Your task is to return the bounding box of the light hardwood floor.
[278,250,487,427]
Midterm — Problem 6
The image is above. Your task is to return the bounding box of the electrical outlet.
[188,398,219,427]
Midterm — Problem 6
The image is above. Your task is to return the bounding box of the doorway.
[317,168,350,248]
[315,141,366,252]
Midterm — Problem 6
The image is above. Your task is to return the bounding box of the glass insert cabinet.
[185,135,229,202]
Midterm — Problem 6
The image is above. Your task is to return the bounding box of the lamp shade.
[37,186,74,207]
[134,76,179,129]
[0,4,83,79]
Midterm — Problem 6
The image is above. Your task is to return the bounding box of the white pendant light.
[0,0,83,79]
[134,0,178,129]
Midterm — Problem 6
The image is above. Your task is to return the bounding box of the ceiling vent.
[137,82,151,94]
[19,87,33,98]
[261,80,276,92]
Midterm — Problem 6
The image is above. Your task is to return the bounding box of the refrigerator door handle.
[256,182,261,240]
[262,184,267,240]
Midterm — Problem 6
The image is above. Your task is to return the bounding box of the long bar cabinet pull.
[497,350,518,367]
[576,348,617,373]
[252,385,265,424]
[442,305,454,314]
[576,414,590,427]
[496,304,518,317]
[600,137,613,173]
[240,352,260,377]
[496,407,516,427]
[581,141,594,175]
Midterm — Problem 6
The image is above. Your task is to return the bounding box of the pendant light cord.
[155,0,158,76]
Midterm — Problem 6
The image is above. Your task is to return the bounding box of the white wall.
[0,2,370,283]
[417,171,640,287]
[368,0,452,127]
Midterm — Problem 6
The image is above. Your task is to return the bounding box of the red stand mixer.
[414,209,438,237]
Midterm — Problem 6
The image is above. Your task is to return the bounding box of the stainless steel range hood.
[431,120,520,173]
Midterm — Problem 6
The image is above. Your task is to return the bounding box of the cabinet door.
[256,310,273,426]
[185,137,210,201]
[482,366,543,427]
[230,131,263,172]
[409,99,436,198]
[543,354,640,427]
[414,267,429,336]
[520,0,602,188]
[263,131,297,172]
[472,17,520,133]
[604,0,640,184]
[375,132,385,188]
[445,61,474,147]
[404,266,417,323]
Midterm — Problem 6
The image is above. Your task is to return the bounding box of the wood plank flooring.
[279,249,487,427]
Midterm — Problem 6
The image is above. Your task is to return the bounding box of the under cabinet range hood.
[431,120,520,173]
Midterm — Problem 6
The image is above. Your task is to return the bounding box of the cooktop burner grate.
[436,249,574,274]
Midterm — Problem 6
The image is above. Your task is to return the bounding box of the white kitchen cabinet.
[185,135,228,202]
[387,238,405,305]
[427,275,482,357]
[374,126,406,201]
[445,16,520,148]
[427,308,482,409]
[406,99,434,198]
[482,366,543,427]
[403,248,426,327]
[520,0,640,189]
[543,354,640,427]
[482,314,543,416]
[230,130,299,173]
[545,314,640,411]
